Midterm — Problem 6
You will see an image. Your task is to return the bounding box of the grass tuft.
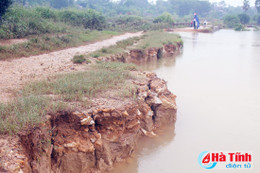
[72,55,86,64]
[0,96,50,134]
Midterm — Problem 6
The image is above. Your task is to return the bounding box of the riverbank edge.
[0,34,182,173]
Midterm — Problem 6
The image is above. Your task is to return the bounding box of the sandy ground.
[0,32,143,102]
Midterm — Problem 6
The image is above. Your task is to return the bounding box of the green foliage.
[72,55,86,64]
[74,0,211,17]
[59,9,105,30]
[242,0,250,12]
[256,0,260,13]
[238,13,250,24]
[108,15,171,32]
[234,24,246,31]
[224,14,240,28]
[35,7,57,19]
[153,12,174,24]
[0,6,107,39]
[0,6,62,39]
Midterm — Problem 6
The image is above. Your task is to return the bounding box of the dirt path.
[0,32,143,102]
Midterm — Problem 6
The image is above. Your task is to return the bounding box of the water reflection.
[111,125,176,173]
[141,54,178,71]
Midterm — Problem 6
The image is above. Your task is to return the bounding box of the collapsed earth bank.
[0,38,181,173]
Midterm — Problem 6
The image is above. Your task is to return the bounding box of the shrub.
[0,6,106,39]
[235,24,245,31]
[224,14,240,28]
[153,12,174,24]
[35,7,57,19]
[72,55,86,64]
[238,13,250,24]
[59,9,106,30]
[0,6,59,39]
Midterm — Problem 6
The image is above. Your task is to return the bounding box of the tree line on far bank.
[0,0,260,39]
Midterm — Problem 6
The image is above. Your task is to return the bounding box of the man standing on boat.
[193,13,200,29]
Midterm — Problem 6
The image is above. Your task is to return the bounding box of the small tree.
[238,13,250,24]
[153,12,174,24]
[0,0,12,19]
[256,0,260,13]
[243,0,250,12]
[224,14,240,28]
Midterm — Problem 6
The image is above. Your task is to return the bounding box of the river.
[112,29,260,173]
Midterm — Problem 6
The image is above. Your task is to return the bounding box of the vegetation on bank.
[0,6,105,39]
[107,15,173,32]
[88,31,182,58]
[223,13,260,31]
[0,62,138,134]
[0,6,119,60]
[134,31,182,49]
[72,55,91,64]
[0,6,176,60]
[0,30,118,60]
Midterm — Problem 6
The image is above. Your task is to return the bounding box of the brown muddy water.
[111,30,260,173]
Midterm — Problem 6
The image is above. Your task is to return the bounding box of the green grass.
[88,31,182,58]
[88,36,143,58]
[133,31,181,49]
[0,6,106,39]
[22,62,138,101]
[0,96,65,134]
[72,55,86,64]
[0,62,138,134]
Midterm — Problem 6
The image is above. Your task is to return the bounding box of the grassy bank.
[0,6,119,60]
[0,62,137,134]
[0,6,106,39]
[88,31,182,58]
[0,6,178,60]
[0,30,119,60]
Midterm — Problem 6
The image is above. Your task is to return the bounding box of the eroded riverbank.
[0,31,182,173]
[110,29,260,173]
